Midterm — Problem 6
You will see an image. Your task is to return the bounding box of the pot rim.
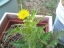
[0,12,52,32]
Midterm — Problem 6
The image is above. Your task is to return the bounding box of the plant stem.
[39,39,50,47]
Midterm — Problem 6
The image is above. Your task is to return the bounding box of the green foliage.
[48,31,64,48]
[3,9,64,48]
[10,39,28,48]
[45,0,59,22]
[45,0,58,13]
[55,43,64,48]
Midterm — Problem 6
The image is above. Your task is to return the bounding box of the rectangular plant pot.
[0,12,52,41]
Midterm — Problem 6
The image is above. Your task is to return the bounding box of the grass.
[45,0,59,22]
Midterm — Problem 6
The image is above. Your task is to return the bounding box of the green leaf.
[48,31,64,47]
[41,32,51,44]
[10,40,28,48]
[4,26,22,41]
[49,40,58,47]
[30,9,37,21]
[36,40,43,48]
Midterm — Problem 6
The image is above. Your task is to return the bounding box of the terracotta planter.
[0,12,52,41]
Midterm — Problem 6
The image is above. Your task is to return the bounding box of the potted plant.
[0,9,63,48]
[0,9,52,41]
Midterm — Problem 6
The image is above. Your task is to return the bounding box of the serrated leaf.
[10,40,27,48]
[4,27,21,41]
[49,40,58,47]
[41,32,51,44]
[48,31,64,47]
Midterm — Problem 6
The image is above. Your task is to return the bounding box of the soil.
[17,0,59,15]
[0,24,64,48]
[0,24,22,48]
[17,0,59,22]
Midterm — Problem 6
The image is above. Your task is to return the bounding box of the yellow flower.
[17,9,29,20]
